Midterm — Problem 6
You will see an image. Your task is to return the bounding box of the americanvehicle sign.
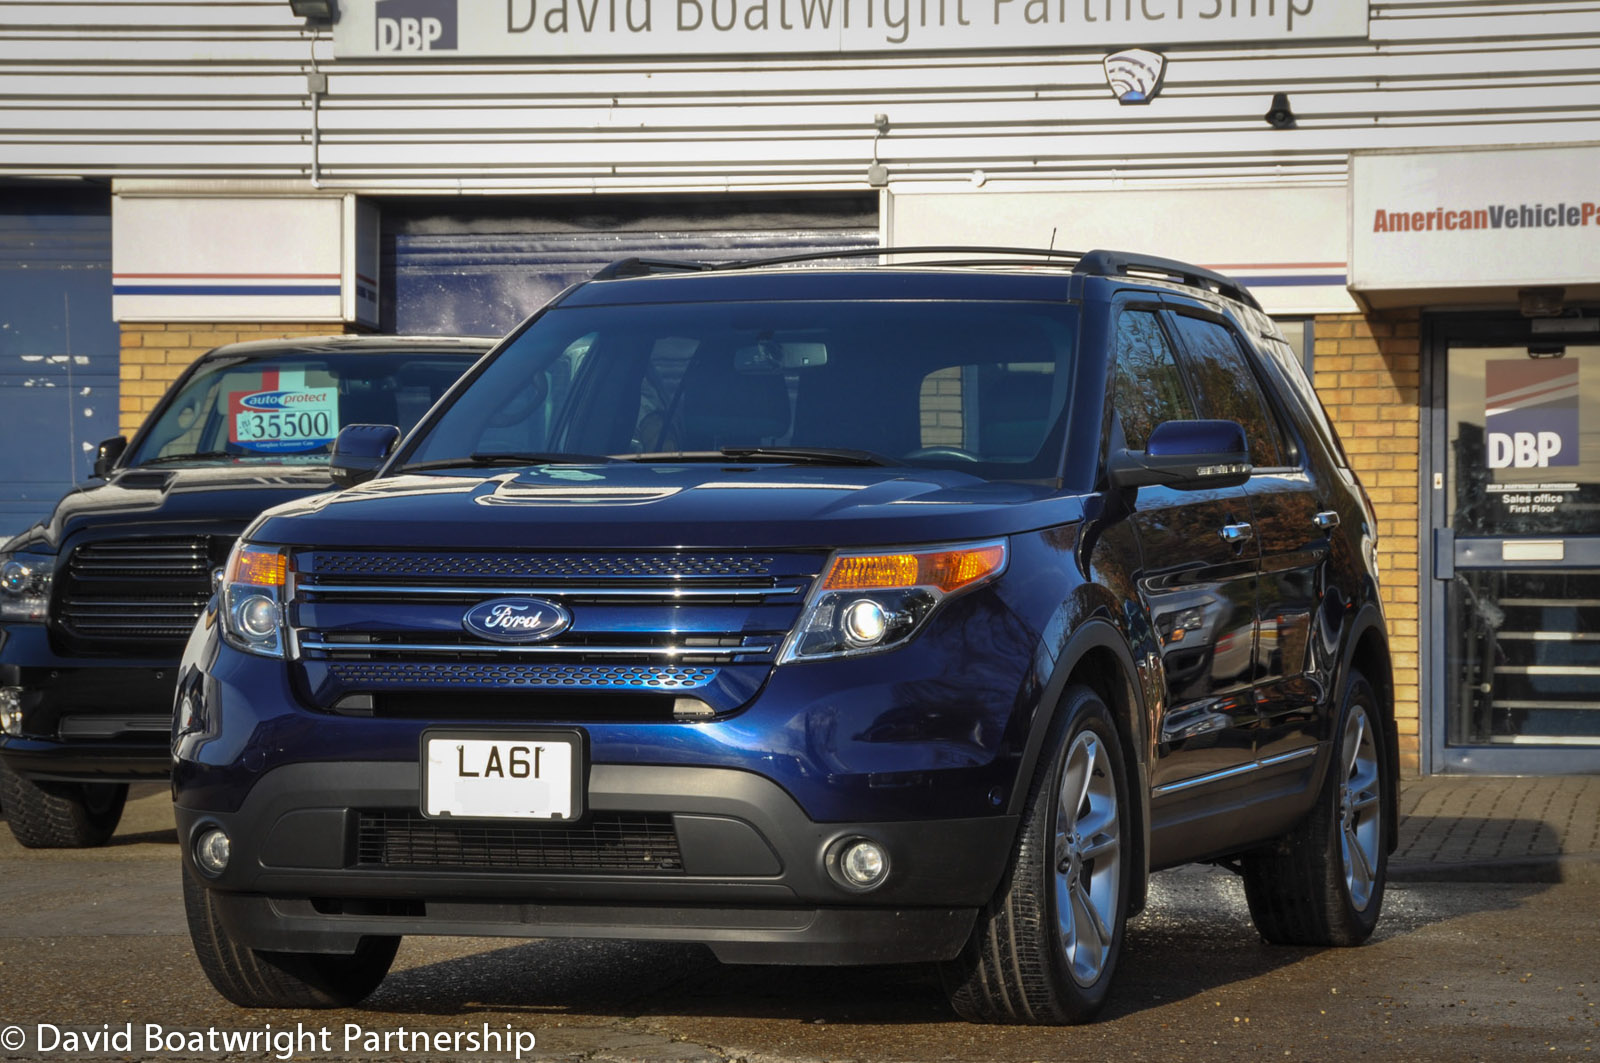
[333,0,1367,57]
[1350,145,1600,298]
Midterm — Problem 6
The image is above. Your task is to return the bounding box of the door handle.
[1314,510,1341,530]
[1219,522,1254,545]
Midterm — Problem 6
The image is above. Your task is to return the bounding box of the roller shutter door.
[379,196,879,336]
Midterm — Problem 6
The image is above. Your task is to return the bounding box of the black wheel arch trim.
[1009,616,1152,914]
[1330,601,1398,855]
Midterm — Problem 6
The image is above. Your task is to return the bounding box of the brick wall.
[117,323,350,438]
[1312,310,1422,771]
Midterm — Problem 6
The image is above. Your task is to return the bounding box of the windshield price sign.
[229,388,341,453]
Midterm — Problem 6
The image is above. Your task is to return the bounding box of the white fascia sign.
[112,195,379,326]
[333,0,1367,58]
[1350,145,1600,305]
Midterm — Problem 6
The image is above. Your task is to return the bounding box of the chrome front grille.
[57,536,224,644]
[313,553,777,580]
[291,549,823,712]
[325,662,720,690]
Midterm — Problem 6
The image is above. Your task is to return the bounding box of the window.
[1112,310,1193,449]
[407,300,1079,480]
[1169,314,1286,469]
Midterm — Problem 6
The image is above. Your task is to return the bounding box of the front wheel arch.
[1011,619,1150,916]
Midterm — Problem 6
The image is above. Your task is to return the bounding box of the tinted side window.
[1113,310,1194,449]
[1169,314,1286,468]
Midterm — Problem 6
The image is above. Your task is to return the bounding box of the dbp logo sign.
[376,0,458,52]
[1486,359,1580,469]
[462,598,571,643]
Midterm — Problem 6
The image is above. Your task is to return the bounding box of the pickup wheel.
[183,862,399,1008]
[942,685,1131,1024]
[1242,668,1387,947]
[0,759,126,848]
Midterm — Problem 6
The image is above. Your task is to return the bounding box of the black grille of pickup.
[356,810,683,874]
[57,536,224,643]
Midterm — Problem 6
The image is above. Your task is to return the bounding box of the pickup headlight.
[220,542,289,658]
[781,539,1008,662]
[0,552,54,622]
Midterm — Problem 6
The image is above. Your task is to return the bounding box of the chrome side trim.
[300,583,801,600]
[300,640,777,658]
[1152,746,1317,798]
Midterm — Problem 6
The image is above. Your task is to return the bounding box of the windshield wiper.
[397,451,620,472]
[629,447,893,466]
[138,451,246,465]
[718,446,894,466]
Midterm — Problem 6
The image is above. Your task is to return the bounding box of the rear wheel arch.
[1340,609,1398,852]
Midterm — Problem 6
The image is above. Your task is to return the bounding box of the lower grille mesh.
[356,810,683,874]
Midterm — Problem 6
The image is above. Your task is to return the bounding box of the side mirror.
[328,424,402,489]
[93,436,128,479]
[1107,419,1252,491]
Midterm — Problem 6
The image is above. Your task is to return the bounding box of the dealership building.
[3,0,1599,775]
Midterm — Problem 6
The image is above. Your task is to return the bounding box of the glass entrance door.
[1434,328,1600,771]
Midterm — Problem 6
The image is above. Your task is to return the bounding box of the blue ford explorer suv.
[172,248,1396,1024]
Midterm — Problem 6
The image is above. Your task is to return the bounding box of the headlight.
[0,552,54,622]
[220,542,289,658]
[781,539,1007,662]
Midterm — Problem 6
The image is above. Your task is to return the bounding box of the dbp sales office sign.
[334,0,1368,58]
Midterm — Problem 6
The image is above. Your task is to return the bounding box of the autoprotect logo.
[239,391,326,411]
[375,0,458,53]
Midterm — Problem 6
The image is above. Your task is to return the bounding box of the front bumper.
[175,760,1015,964]
[0,624,176,783]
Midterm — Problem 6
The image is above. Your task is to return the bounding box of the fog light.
[837,838,889,889]
[0,686,23,735]
[841,599,888,646]
[195,828,231,875]
[237,595,280,639]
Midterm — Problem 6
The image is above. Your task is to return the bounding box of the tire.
[1242,668,1388,947]
[0,758,126,848]
[942,684,1132,1024]
[183,861,399,1008]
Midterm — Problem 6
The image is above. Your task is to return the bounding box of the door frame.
[1422,311,1600,775]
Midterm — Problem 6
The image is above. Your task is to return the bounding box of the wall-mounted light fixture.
[1520,286,1567,318]
[867,113,889,187]
[289,0,339,23]
[1264,92,1296,130]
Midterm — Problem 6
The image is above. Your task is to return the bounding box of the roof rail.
[589,246,1261,309]
[706,245,1087,271]
[590,257,713,280]
[1073,249,1262,310]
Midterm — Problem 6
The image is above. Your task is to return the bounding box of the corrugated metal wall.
[3,1,1599,190]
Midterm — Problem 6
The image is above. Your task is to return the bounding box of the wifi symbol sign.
[1104,49,1167,104]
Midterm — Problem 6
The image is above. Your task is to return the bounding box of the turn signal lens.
[823,543,1007,593]
[227,546,287,588]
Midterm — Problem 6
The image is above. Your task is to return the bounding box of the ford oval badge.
[462,597,572,643]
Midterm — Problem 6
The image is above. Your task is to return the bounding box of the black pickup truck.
[0,334,489,847]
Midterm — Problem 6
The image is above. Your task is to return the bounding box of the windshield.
[126,351,474,467]
[402,300,1079,480]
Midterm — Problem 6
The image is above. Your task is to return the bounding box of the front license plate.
[421,730,583,821]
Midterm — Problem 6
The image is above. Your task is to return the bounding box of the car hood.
[4,464,336,554]
[248,463,1086,550]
